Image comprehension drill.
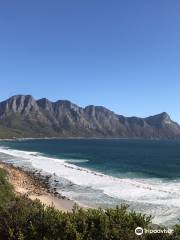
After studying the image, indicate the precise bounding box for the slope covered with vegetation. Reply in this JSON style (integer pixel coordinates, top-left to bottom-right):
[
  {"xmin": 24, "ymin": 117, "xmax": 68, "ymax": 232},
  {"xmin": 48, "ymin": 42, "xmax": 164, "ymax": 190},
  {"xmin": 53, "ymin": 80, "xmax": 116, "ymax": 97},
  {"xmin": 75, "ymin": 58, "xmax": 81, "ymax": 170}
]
[{"xmin": 0, "ymin": 168, "xmax": 179, "ymax": 240}]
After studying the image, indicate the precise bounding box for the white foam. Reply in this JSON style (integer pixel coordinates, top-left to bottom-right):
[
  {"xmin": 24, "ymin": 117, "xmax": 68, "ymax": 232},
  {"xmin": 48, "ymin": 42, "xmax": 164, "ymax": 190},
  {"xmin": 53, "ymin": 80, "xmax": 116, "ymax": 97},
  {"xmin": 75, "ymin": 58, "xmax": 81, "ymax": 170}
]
[{"xmin": 0, "ymin": 146, "xmax": 180, "ymax": 225}]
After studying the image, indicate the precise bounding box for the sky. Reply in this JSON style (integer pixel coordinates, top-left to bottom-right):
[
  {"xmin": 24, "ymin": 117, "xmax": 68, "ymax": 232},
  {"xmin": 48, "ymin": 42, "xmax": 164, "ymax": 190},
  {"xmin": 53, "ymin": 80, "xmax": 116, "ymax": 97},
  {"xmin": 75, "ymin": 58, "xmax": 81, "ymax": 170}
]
[{"xmin": 0, "ymin": 1, "xmax": 179, "ymax": 122}]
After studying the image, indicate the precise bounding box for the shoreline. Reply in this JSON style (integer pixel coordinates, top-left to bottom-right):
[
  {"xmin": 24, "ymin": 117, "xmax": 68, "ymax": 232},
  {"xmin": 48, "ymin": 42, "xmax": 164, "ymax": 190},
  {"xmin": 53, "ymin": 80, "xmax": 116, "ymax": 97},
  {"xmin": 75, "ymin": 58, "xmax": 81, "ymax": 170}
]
[
  {"xmin": 0, "ymin": 161, "xmax": 74, "ymax": 212},
  {"xmin": 0, "ymin": 136, "xmax": 169, "ymax": 141},
  {"xmin": 0, "ymin": 142, "xmax": 179, "ymax": 226}
]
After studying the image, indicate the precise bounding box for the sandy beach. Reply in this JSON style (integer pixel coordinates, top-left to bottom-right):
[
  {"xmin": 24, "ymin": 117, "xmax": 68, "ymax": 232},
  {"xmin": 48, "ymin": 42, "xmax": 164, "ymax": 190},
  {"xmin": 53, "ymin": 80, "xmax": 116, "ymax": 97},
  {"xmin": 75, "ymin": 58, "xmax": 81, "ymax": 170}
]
[{"xmin": 0, "ymin": 162, "xmax": 74, "ymax": 212}]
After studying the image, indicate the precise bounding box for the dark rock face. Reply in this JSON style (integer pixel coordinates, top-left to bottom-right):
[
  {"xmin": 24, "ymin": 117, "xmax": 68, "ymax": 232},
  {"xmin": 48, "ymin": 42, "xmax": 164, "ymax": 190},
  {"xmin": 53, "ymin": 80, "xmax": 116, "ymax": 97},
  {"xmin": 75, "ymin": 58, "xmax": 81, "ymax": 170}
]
[{"xmin": 0, "ymin": 95, "xmax": 179, "ymax": 139}]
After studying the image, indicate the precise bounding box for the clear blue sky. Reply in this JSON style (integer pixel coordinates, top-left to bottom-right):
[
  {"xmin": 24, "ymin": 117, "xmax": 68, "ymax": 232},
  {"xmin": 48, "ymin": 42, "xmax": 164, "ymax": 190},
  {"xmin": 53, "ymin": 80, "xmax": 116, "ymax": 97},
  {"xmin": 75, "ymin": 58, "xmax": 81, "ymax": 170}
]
[{"xmin": 0, "ymin": 1, "xmax": 179, "ymax": 122}]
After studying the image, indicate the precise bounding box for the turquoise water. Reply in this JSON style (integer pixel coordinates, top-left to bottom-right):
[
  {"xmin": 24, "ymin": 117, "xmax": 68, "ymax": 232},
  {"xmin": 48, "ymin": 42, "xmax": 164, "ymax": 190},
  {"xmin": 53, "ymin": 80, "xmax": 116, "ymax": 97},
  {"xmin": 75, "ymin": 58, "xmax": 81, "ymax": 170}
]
[
  {"xmin": 0, "ymin": 139, "xmax": 180, "ymax": 225},
  {"xmin": 1, "ymin": 139, "xmax": 180, "ymax": 178}
]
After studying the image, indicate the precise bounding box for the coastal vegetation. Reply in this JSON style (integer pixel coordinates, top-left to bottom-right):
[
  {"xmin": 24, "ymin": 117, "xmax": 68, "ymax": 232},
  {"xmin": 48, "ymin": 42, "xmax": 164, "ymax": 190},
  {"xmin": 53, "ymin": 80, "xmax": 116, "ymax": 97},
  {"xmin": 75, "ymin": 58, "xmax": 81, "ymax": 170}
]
[{"xmin": 0, "ymin": 168, "xmax": 179, "ymax": 240}]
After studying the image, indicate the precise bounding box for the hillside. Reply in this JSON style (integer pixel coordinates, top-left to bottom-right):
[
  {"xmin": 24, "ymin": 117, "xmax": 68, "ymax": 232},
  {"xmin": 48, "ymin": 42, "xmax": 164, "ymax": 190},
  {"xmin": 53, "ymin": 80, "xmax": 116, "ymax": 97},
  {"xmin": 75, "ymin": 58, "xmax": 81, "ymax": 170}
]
[{"xmin": 0, "ymin": 95, "xmax": 179, "ymax": 139}]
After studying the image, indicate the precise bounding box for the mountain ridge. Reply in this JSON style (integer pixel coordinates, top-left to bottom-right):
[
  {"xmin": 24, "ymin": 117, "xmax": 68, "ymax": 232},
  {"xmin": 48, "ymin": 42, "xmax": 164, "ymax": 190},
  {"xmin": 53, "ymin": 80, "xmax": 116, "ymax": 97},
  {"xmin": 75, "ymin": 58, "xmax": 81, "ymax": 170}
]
[{"xmin": 0, "ymin": 95, "xmax": 179, "ymax": 139}]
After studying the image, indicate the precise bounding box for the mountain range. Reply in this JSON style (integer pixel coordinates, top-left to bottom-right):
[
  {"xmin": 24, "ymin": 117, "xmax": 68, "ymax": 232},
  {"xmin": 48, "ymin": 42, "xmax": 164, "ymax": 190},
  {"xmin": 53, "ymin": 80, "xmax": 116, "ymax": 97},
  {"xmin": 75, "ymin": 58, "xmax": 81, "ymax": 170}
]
[{"xmin": 0, "ymin": 95, "xmax": 179, "ymax": 139}]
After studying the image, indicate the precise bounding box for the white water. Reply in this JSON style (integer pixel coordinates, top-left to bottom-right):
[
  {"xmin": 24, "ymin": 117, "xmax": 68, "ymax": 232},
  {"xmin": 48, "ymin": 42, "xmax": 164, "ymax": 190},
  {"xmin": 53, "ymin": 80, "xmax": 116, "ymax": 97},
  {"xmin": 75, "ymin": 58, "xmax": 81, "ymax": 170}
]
[{"xmin": 0, "ymin": 146, "xmax": 180, "ymax": 225}]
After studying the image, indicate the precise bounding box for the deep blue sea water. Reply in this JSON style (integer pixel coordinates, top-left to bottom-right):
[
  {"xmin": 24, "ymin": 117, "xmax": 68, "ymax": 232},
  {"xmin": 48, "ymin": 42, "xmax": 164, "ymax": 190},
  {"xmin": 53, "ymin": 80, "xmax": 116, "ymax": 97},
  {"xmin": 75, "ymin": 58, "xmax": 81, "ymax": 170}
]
[{"xmin": 0, "ymin": 139, "xmax": 180, "ymax": 225}]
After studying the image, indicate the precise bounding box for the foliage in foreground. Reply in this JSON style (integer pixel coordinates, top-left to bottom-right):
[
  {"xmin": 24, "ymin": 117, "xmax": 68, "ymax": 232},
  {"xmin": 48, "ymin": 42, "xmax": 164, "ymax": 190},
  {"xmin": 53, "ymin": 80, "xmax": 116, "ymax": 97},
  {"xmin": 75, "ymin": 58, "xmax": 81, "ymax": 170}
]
[{"xmin": 0, "ymin": 168, "xmax": 179, "ymax": 240}]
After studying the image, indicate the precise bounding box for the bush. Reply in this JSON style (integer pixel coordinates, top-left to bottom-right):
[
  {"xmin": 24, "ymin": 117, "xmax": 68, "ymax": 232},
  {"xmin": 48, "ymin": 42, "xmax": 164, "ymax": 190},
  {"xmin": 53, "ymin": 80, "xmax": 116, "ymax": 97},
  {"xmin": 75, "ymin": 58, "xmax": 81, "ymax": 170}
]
[
  {"xmin": 0, "ymin": 168, "xmax": 179, "ymax": 240},
  {"xmin": 0, "ymin": 168, "xmax": 15, "ymax": 206}
]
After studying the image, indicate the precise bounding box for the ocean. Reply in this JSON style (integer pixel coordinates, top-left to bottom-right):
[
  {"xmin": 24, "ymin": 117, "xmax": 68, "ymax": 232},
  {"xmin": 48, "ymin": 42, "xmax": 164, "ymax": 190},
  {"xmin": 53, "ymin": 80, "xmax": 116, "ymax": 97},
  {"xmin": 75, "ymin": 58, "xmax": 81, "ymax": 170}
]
[{"xmin": 0, "ymin": 138, "xmax": 180, "ymax": 226}]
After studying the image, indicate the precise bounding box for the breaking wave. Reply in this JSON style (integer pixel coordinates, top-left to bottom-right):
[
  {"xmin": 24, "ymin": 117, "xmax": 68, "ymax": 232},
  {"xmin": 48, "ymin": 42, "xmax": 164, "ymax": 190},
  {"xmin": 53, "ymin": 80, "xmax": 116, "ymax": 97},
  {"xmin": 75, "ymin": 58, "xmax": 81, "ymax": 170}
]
[{"xmin": 0, "ymin": 146, "xmax": 180, "ymax": 225}]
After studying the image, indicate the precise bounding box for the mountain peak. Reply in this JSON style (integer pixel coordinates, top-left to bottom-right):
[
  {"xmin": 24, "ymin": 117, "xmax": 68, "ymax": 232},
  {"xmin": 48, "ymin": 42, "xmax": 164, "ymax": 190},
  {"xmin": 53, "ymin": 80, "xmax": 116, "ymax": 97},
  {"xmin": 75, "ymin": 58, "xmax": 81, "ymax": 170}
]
[
  {"xmin": 154, "ymin": 112, "xmax": 172, "ymax": 122},
  {"xmin": 145, "ymin": 112, "xmax": 173, "ymax": 128},
  {"xmin": 37, "ymin": 98, "xmax": 52, "ymax": 105},
  {"xmin": 0, "ymin": 95, "xmax": 179, "ymax": 139},
  {"xmin": 8, "ymin": 94, "xmax": 34, "ymax": 100},
  {"xmin": 159, "ymin": 112, "xmax": 170, "ymax": 118},
  {"xmin": 1, "ymin": 94, "xmax": 38, "ymax": 114},
  {"xmin": 38, "ymin": 97, "xmax": 50, "ymax": 102},
  {"xmin": 159, "ymin": 112, "xmax": 173, "ymax": 125}
]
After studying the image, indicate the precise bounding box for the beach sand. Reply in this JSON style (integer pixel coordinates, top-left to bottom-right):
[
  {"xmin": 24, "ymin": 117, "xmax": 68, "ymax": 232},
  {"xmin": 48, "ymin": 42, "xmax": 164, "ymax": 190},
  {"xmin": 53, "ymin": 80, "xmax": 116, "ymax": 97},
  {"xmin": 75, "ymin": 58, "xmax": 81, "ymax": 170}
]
[{"xmin": 0, "ymin": 162, "xmax": 74, "ymax": 212}]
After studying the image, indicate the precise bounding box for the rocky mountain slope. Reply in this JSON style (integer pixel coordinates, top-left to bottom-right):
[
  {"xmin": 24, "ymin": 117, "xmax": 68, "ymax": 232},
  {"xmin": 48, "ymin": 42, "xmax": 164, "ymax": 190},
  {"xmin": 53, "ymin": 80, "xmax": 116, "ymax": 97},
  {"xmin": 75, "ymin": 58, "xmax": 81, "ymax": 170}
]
[{"xmin": 0, "ymin": 95, "xmax": 179, "ymax": 139}]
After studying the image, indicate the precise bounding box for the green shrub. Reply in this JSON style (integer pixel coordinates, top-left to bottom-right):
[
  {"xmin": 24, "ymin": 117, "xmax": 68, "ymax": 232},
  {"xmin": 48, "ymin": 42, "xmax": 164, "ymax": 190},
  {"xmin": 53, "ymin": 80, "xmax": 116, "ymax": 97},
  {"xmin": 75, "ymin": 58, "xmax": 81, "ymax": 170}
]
[
  {"xmin": 0, "ymin": 168, "xmax": 15, "ymax": 206},
  {"xmin": 0, "ymin": 168, "xmax": 179, "ymax": 240}
]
